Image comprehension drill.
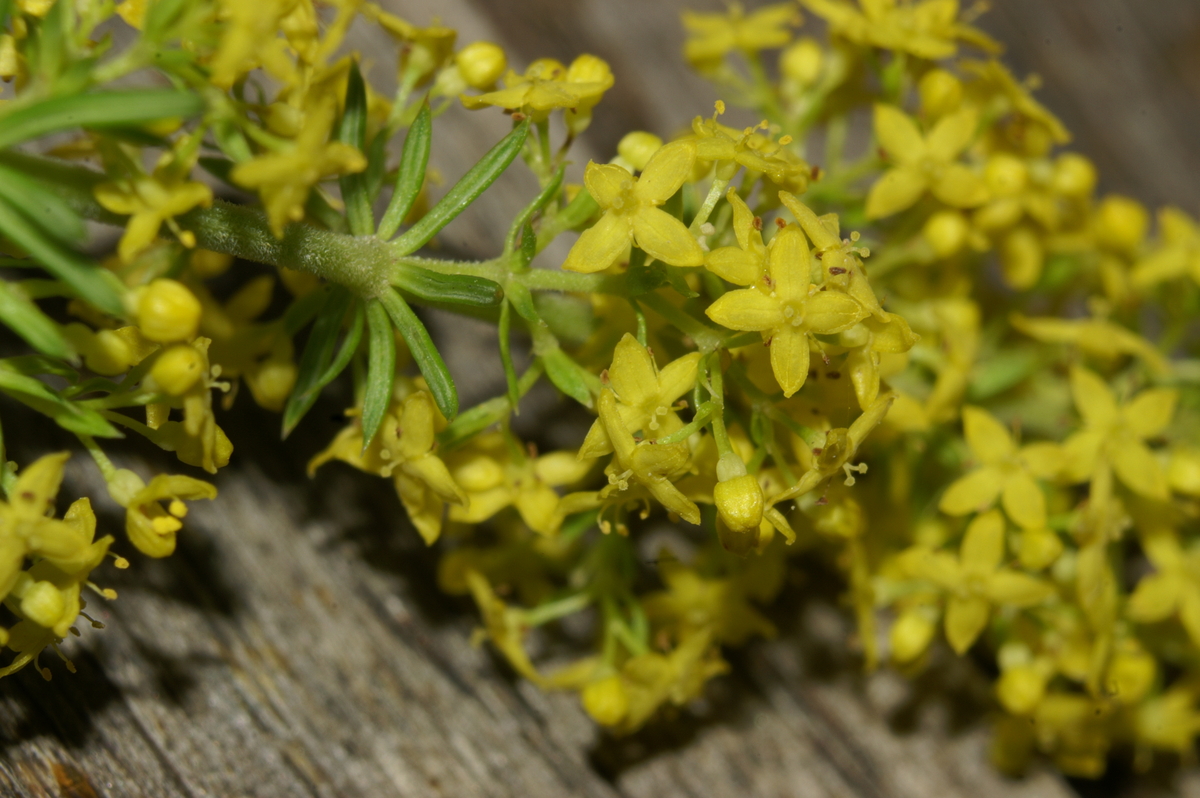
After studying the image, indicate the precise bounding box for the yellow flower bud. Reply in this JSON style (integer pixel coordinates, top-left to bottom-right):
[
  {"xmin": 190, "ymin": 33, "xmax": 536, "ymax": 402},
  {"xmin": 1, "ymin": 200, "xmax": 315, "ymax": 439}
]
[
  {"xmin": 150, "ymin": 344, "xmax": 205, "ymax": 395},
  {"xmin": 1051, "ymin": 153, "xmax": 1097, "ymax": 198},
  {"xmin": 190, "ymin": 248, "xmax": 233, "ymax": 279},
  {"xmin": 780, "ymin": 38, "xmax": 822, "ymax": 88},
  {"xmin": 890, "ymin": 607, "xmax": 935, "ymax": 663},
  {"xmin": 455, "ymin": 41, "xmax": 506, "ymax": 89},
  {"xmin": 1017, "ymin": 528, "xmax": 1063, "ymax": 571},
  {"xmin": 1108, "ymin": 647, "xmax": 1155, "ymax": 704},
  {"xmin": 984, "ymin": 153, "xmax": 1029, "ymax": 197},
  {"xmin": 617, "ymin": 132, "xmax": 664, "ymax": 172},
  {"xmin": 996, "ymin": 665, "xmax": 1046, "ymax": 716},
  {"xmin": 918, "ymin": 69, "xmax": 963, "ymax": 119},
  {"xmin": 922, "ymin": 209, "xmax": 968, "ymax": 257},
  {"xmin": 715, "ymin": 475, "xmax": 765, "ymax": 554},
  {"xmin": 1095, "ymin": 194, "xmax": 1148, "ymax": 252},
  {"xmin": 582, "ymin": 675, "xmax": 629, "ymax": 726},
  {"xmin": 19, "ymin": 580, "xmax": 66, "ymax": 630},
  {"xmin": 246, "ymin": 358, "xmax": 298, "ymax": 412},
  {"xmin": 86, "ymin": 329, "xmax": 137, "ymax": 376},
  {"xmin": 1168, "ymin": 446, "xmax": 1200, "ymax": 496},
  {"xmin": 135, "ymin": 279, "xmax": 201, "ymax": 343}
]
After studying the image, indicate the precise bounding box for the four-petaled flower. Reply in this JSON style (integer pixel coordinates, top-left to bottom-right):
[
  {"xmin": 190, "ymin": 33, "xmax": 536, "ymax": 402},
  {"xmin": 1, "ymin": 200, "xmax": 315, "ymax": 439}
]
[
  {"xmin": 681, "ymin": 2, "xmax": 799, "ymax": 68},
  {"xmin": 460, "ymin": 55, "xmax": 613, "ymax": 129},
  {"xmin": 800, "ymin": 0, "xmax": 999, "ymax": 60},
  {"xmin": 1128, "ymin": 530, "xmax": 1200, "ymax": 647},
  {"xmin": 705, "ymin": 224, "xmax": 868, "ymax": 397},
  {"xmin": 562, "ymin": 141, "xmax": 704, "ymax": 274},
  {"xmin": 94, "ymin": 161, "xmax": 213, "ymax": 263},
  {"xmin": 1132, "ymin": 207, "xmax": 1200, "ymax": 289}
]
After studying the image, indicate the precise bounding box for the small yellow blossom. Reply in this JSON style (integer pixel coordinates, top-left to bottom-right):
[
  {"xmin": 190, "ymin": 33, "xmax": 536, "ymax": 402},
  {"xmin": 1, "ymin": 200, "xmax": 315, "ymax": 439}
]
[
  {"xmin": 460, "ymin": 55, "xmax": 613, "ymax": 128},
  {"xmin": 363, "ymin": 4, "xmax": 457, "ymax": 85},
  {"xmin": 899, "ymin": 510, "xmax": 1054, "ymax": 654},
  {"xmin": 681, "ymin": 3, "xmax": 799, "ymax": 68},
  {"xmin": 704, "ymin": 188, "xmax": 767, "ymax": 286},
  {"xmin": 705, "ymin": 224, "xmax": 868, "ymax": 397},
  {"xmin": 455, "ymin": 42, "xmax": 507, "ymax": 90},
  {"xmin": 689, "ymin": 113, "xmax": 810, "ymax": 194},
  {"xmin": 1131, "ymin": 206, "xmax": 1200, "ymax": 289},
  {"xmin": 464, "ymin": 569, "xmax": 545, "ymax": 685},
  {"xmin": 866, "ymin": 104, "xmax": 986, "ymax": 219},
  {"xmin": 579, "ymin": 333, "xmax": 700, "ymax": 458},
  {"xmin": 800, "ymin": 0, "xmax": 999, "ymax": 60},
  {"xmin": 107, "ymin": 469, "xmax": 217, "ymax": 558},
  {"xmin": 939, "ymin": 406, "xmax": 1062, "ymax": 530},
  {"xmin": 1011, "ymin": 313, "xmax": 1170, "ymax": 375},
  {"xmin": 1127, "ymin": 530, "xmax": 1200, "ymax": 646},
  {"xmin": 94, "ymin": 160, "xmax": 212, "ymax": 264},
  {"xmin": 562, "ymin": 141, "xmax": 703, "ymax": 273},
  {"xmin": 643, "ymin": 561, "xmax": 776, "ymax": 647}
]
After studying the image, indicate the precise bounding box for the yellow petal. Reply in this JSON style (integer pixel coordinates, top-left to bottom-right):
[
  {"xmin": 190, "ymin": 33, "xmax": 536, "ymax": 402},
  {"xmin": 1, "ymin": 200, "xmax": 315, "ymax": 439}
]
[
  {"xmin": 865, "ymin": 167, "xmax": 927, "ymax": 219},
  {"xmin": 609, "ymin": 333, "xmax": 658, "ymax": 407},
  {"xmin": 635, "ymin": 140, "xmax": 697, "ymax": 204},
  {"xmin": 939, "ymin": 466, "xmax": 1004, "ymax": 516},
  {"xmin": 769, "ymin": 327, "xmax": 811, "ymax": 398},
  {"xmin": 584, "ymin": 162, "xmax": 632, "ymax": 208},
  {"xmin": 562, "ymin": 211, "xmax": 633, "ymax": 273},
  {"xmin": 1121, "ymin": 388, "xmax": 1178, "ymax": 440},
  {"xmin": 926, "ymin": 107, "xmax": 978, "ymax": 161},
  {"xmin": 11, "ymin": 452, "xmax": 69, "ymax": 522},
  {"xmin": 898, "ymin": 547, "xmax": 961, "ymax": 590},
  {"xmin": 656, "ymin": 352, "xmax": 702, "ymax": 405},
  {"xmin": 1127, "ymin": 572, "xmax": 1179, "ymax": 623},
  {"xmin": 1001, "ymin": 470, "xmax": 1046, "ymax": 530},
  {"xmin": 804, "ymin": 291, "xmax": 866, "ymax": 334},
  {"xmin": 960, "ymin": 509, "xmax": 1005, "ymax": 574},
  {"xmin": 1179, "ymin": 590, "xmax": 1200, "ymax": 648},
  {"xmin": 945, "ymin": 594, "xmax": 989, "ymax": 654},
  {"xmin": 873, "ymin": 104, "xmax": 925, "ymax": 163},
  {"xmin": 932, "ymin": 163, "xmax": 988, "ymax": 208},
  {"xmin": 1070, "ymin": 366, "xmax": 1118, "ymax": 427},
  {"xmin": 1019, "ymin": 442, "xmax": 1064, "ymax": 479},
  {"xmin": 706, "ymin": 246, "xmax": 763, "ymax": 285},
  {"xmin": 962, "ymin": 405, "xmax": 1015, "ymax": 463},
  {"xmin": 1061, "ymin": 429, "xmax": 1104, "ymax": 483},
  {"xmin": 766, "ymin": 226, "xmax": 811, "ymax": 300},
  {"xmin": 632, "ymin": 207, "xmax": 703, "ymax": 267},
  {"xmin": 1017, "ymin": 528, "xmax": 1063, "ymax": 571},
  {"xmin": 727, "ymin": 189, "xmax": 760, "ymax": 252},
  {"xmin": 1111, "ymin": 439, "xmax": 1169, "ymax": 500},
  {"xmin": 398, "ymin": 392, "xmax": 437, "ymax": 458},
  {"xmin": 705, "ymin": 288, "xmax": 782, "ymax": 331},
  {"xmin": 987, "ymin": 571, "xmax": 1053, "ymax": 607}
]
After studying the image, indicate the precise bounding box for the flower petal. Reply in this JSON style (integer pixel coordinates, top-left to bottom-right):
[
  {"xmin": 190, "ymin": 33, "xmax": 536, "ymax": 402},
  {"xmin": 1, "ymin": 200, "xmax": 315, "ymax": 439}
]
[
  {"xmin": 706, "ymin": 246, "xmax": 763, "ymax": 285},
  {"xmin": 1112, "ymin": 439, "xmax": 1169, "ymax": 500},
  {"xmin": 1001, "ymin": 470, "xmax": 1046, "ymax": 530},
  {"xmin": 1070, "ymin": 366, "xmax": 1118, "ymax": 427},
  {"xmin": 657, "ymin": 352, "xmax": 702, "ymax": 405},
  {"xmin": 1121, "ymin": 388, "xmax": 1178, "ymax": 440},
  {"xmin": 635, "ymin": 140, "xmax": 697, "ymax": 204},
  {"xmin": 585, "ymin": 162, "xmax": 633, "ymax": 208},
  {"xmin": 938, "ymin": 466, "xmax": 1003, "ymax": 516},
  {"xmin": 769, "ymin": 327, "xmax": 811, "ymax": 398},
  {"xmin": 632, "ymin": 208, "xmax": 704, "ymax": 267},
  {"xmin": 767, "ymin": 226, "xmax": 811, "ymax": 300},
  {"xmin": 804, "ymin": 291, "xmax": 866, "ymax": 334},
  {"xmin": 1127, "ymin": 572, "xmax": 1179, "ymax": 623},
  {"xmin": 706, "ymin": 288, "xmax": 783, "ymax": 331},
  {"xmin": 945, "ymin": 594, "xmax": 989, "ymax": 654},
  {"xmin": 609, "ymin": 333, "xmax": 658, "ymax": 407},
  {"xmin": 987, "ymin": 570, "xmax": 1053, "ymax": 607},
  {"xmin": 932, "ymin": 163, "xmax": 988, "ymax": 208},
  {"xmin": 961, "ymin": 509, "xmax": 1005, "ymax": 574},
  {"xmin": 865, "ymin": 167, "xmax": 927, "ymax": 219},
  {"xmin": 874, "ymin": 104, "xmax": 925, "ymax": 163},
  {"xmin": 562, "ymin": 211, "xmax": 633, "ymax": 273},
  {"xmin": 926, "ymin": 107, "xmax": 978, "ymax": 160},
  {"xmin": 962, "ymin": 405, "xmax": 1015, "ymax": 463}
]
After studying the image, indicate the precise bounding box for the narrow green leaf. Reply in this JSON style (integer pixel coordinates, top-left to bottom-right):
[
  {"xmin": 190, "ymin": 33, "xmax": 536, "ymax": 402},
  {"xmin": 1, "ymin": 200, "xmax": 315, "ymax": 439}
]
[
  {"xmin": 504, "ymin": 165, "xmax": 565, "ymax": 255},
  {"xmin": 0, "ymin": 90, "xmax": 204, "ymax": 150},
  {"xmin": 377, "ymin": 102, "xmax": 431, "ymax": 240},
  {"xmin": 436, "ymin": 363, "xmax": 542, "ymax": 451},
  {"xmin": 378, "ymin": 288, "xmax": 457, "ymax": 419},
  {"xmin": 504, "ymin": 279, "xmax": 539, "ymax": 322},
  {"xmin": 626, "ymin": 247, "xmax": 666, "ymax": 296},
  {"xmin": 282, "ymin": 285, "xmax": 328, "ymax": 336},
  {"xmin": 0, "ymin": 162, "xmax": 85, "ymax": 245},
  {"xmin": 517, "ymin": 221, "xmax": 537, "ymax": 269},
  {"xmin": 0, "ymin": 196, "xmax": 123, "ymax": 315},
  {"xmin": 498, "ymin": 300, "xmax": 520, "ymax": 411},
  {"xmin": 337, "ymin": 61, "xmax": 373, "ymax": 236},
  {"xmin": 282, "ymin": 286, "xmax": 354, "ymax": 437},
  {"xmin": 143, "ymin": 0, "xmax": 192, "ymax": 39},
  {"xmin": 664, "ymin": 265, "xmax": 699, "ymax": 298},
  {"xmin": 1, "ymin": 354, "xmax": 77, "ymax": 381},
  {"xmin": 317, "ymin": 301, "xmax": 364, "ymax": 388},
  {"xmin": 392, "ymin": 265, "xmax": 503, "ymax": 308},
  {"xmin": 362, "ymin": 299, "xmax": 396, "ymax": 448},
  {"xmin": 0, "ymin": 367, "xmax": 121, "ymax": 438},
  {"xmin": 392, "ymin": 118, "xmax": 530, "ymax": 255},
  {"xmin": 542, "ymin": 348, "xmax": 593, "ymax": 407},
  {"xmin": 364, "ymin": 128, "xmax": 390, "ymax": 206},
  {"xmin": 0, "ymin": 280, "xmax": 75, "ymax": 360}
]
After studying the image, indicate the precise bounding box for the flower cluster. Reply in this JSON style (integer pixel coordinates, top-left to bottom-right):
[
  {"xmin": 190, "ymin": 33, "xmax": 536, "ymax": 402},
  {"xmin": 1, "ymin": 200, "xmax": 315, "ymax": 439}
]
[{"xmin": 1, "ymin": 0, "xmax": 1198, "ymax": 783}]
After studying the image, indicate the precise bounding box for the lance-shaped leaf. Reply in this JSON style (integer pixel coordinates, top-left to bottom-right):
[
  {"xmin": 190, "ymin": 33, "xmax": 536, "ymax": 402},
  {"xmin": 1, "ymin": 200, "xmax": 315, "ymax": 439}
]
[
  {"xmin": 542, "ymin": 348, "xmax": 594, "ymax": 407},
  {"xmin": 0, "ymin": 196, "xmax": 123, "ymax": 315},
  {"xmin": 392, "ymin": 119, "xmax": 530, "ymax": 255},
  {"xmin": 0, "ymin": 365, "xmax": 120, "ymax": 437},
  {"xmin": 362, "ymin": 299, "xmax": 396, "ymax": 449},
  {"xmin": 377, "ymin": 102, "xmax": 431, "ymax": 240},
  {"xmin": 0, "ymin": 90, "xmax": 204, "ymax": 150},
  {"xmin": 391, "ymin": 265, "xmax": 503, "ymax": 308},
  {"xmin": 0, "ymin": 280, "xmax": 75, "ymax": 360},
  {"xmin": 504, "ymin": 165, "xmax": 565, "ymax": 258},
  {"xmin": 378, "ymin": 287, "xmax": 457, "ymax": 420},
  {"xmin": 336, "ymin": 62, "xmax": 374, "ymax": 236},
  {"xmin": 498, "ymin": 300, "xmax": 520, "ymax": 410},
  {"xmin": 0, "ymin": 161, "xmax": 85, "ymax": 245},
  {"xmin": 282, "ymin": 286, "xmax": 357, "ymax": 437}
]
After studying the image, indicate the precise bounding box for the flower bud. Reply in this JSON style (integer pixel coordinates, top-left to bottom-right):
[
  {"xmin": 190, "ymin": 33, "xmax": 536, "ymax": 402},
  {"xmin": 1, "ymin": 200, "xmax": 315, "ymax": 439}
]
[
  {"xmin": 984, "ymin": 153, "xmax": 1029, "ymax": 197},
  {"xmin": 19, "ymin": 580, "xmax": 66, "ymax": 630},
  {"xmin": 582, "ymin": 675, "xmax": 629, "ymax": 726},
  {"xmin": 1108, "ymin": 647, "xmax": 1155, "ymax": 704},
  {"xmin": 1017, "ymin": 527, "xmax": 1063, "ymax": 570},
  {"xmin": 715, "ymin": 475, "xmax": 764, "ymax": 535},
  {"xmin": 781, "ymin": 38, "xmax": 822, "ymax": 88},
  {"xmin": 246, "ymin": 358, "xmax": 297, "ymax": 412},
  {"xmin": 890, "ymin": 607, "xmax": 935, "ymax": 663},
  {"xmin": 918, "ymin": 69, "xmax": 963, "ymax": 118},
  {"xmin": 996, "ymin": 665, "xmax": 1046, "ymax": 715},
  {"xmin": 1095, "ymin": 194, "xmax": 1148, "ymax": 253},
  {"xmin": 617, "ymin": 132, "xmax": 664, "ymax": 172},
  {"xmin": 134, "ymin": 278, "xmax": 201, "ymax": 343},
  {"xmin": 150, "ymin": 344, "xmax": 206, "ymax": 395},
  {"xmin": 1051, "ymin": 153, "xmax": 1097, "ymax": 198},
  {"xmin": 1000, "ymin": 226, "xmax": 1043, "ymax": 290},
  {"xmin": 85, "ymin": 329, "xmax": 137, "ymax": 376},
  {"xmin": 455, "ymin": 41, "xmax": 506, "ymax": 89},
  {"xmin": 923, "ymin": 210, "xmax": 968, "ymax": 258}
]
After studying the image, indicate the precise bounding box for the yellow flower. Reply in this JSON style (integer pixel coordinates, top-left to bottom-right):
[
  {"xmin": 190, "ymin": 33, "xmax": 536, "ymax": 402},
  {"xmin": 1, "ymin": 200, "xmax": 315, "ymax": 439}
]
[
  {"xmin": 464, "ymin": 569, "xmax": 545, "ymax": 686},
  {"xmin": 460, "ymin": 55, "xmax": 613, "ymax": 125},
  {"xmin": 562, "ymin": 141, "xmax": 703, "ymax": 273},
  {"xmin": 899, "ymin": 510, "xmax": 1054, "ymax": 654},
  {"xmin": 1131, "ymin": 207, "xmax": 1200, "ymax": 289},
  {"xmin": 1127, "ymin": 530, "xmax": 1200, "ymax": 646},
  {"xmin": 455, "ymin": 42, "xmax": 507, "ymax": 90},
  {"xmin": 231, "ymin": 94, "xmax": 367, "ymax": 236},
  {"xmin": 642, "ymin": 561, "xmax": 776, "ymax": 646},
  {"xmin": 866, "ymin": 103, "xmax": 987, "ymax": 219},
  {"xmin": 689, "ymin": 113, "xmax": 810, "ymax": 194},
  {"xmin": 939, "ymin": 406, "xmax": 1063, "ymax": 530},
  {"xmin": 1011, "ymin": 313, "xmax": 1170, "ymax": 376},
  {"xmin": 209, "ymin": 0, "xmax": 306, "ymax": 89},
  {"xmin": 961, "ymin": 59, "xmax": 1070, "ymax": 153},
  {"xmin": 681, "ymin": 2, "xmax": 799, "ymax": 68},
  {"xmin": 579, "ymin": 333, "xmax": 700, "ymax": 459},
  {"xmin": 142, "ymin": 338, "xmax": 233, "ymax": 474},
  {"xmin": 799, "ymin": 0, "xmax": 999, "ymax": 60},
  {"xmin": 107, "ymin": 469, "xmax": 217, "ymax": 558},
  {"xmin": 779, "ymin": 192, "xmax": 883, "ymax": 317},
  {"xmin": 363, "ymin": 4, "xmax": 457, "ymax": 86},
  {"xmin": 94, "ymin": 162, "xmax": 212, "ymax": 264},
  {"xmin": 309, "ymin": 391, "xmax": 467, "ymax": 545},
  {"xmin": 1061, "ymin": 366, "xmax": 1176, "ymax": 500},
  {"xmin": 1136, "ymin": 685, "xmax": 1200, "ymax": 756},
  {"xmin": 447, "ymin": 433, "xmax": 591, "ymax": 536},
  {"xmin": 842, "ymin": 312, "xmax": 919, "ymax": 409},
  {"xmin": 704, "ymin": 188, "xmax": 767, "ymax": 286},
  {"xmin": 597, "ymin": 388, "xmax": 700, "ymax": 525},
  {"xmin": 705, "ymin": 224, "xmax": 868, "ymax": 397}
]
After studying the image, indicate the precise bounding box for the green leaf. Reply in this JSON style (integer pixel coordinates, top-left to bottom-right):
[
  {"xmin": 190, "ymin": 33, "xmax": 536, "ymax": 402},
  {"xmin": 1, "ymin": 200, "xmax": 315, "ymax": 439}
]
[
  {"xmin": 542, "ymin": 348, "xmax": 593, "ymax": 407},
  {"xmin": 364, "ymin": 128, "xmax": 390, "ymax": 206},
  {"xmin": 0, "ymin": 366, "xmax": 121, "ymax": 438},
  {"xmin": 392, "ymin": 118, "xmax": 530, "ymax": 255},
  {"xmin": 392, "ymin": 265, "xmax": 503, "ymax": 308},
  {"xmin": 0, "ymin": 162, "xmax": 85, "ymax": 245},
  {"xmin": 498, "ymin": 300, "xmax": 520, "ymax": 411},
  {"xmin": 0, "ymin": 354, "xmax": 77, "ymax": 381},
  {"xmin": 282, "ymin": 285, "xmax": 328, "ymax": 336},
  {"xmin": 505, "ymin": 279, "xmax": 539, "ymax": 322},
  {"xmin": 362, "ymin": 299, "xmax": 396, "ymax": 448},
  {"xmin": 282, "ymin": 286, "xmax": 355, "ymax": 437},
  {"xmin": 318, "ymin": 301, "xmax": 365, "ymax": 388},
  {"xmin": 336, "ymin": 61, "xmax": 373, "ymax": 236},
  {"xmin": 377, "ymin": 102, "xmax": 431, "ymax": 240},
  {"xmin": 0, "ymin": 280, "xmax": 75, "ymax": 360},
  {"xmin": 505, "ymin": 164, "xmax": 565, "ymax": 256},
  {"xmin": 0, "ymin": 196, "xmax": 124, "ymax": 315},
  {"xmin": 0, "ymin": 90, "xmax": 204, "ymax": 150},
  {"xmin": 436, "ymin": 362, "xmax": 542, "ymax": 451},
  {"xmin": 378, "ymin": 288, "xmax": 457, "ymax": 420},
  {"xmin": 664, "ymin": 265, "xmax": 699, "ymax": 298},
  {"xmin": 517, "ymin": 221, "xmax": 537, "ymax": 269}
]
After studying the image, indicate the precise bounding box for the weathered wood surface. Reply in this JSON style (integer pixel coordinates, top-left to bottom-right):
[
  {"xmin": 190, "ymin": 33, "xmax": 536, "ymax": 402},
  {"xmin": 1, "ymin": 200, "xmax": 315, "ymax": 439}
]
[{"xmin": 2, "ymin": 1, "xmax": 1200, "ymax": 796}]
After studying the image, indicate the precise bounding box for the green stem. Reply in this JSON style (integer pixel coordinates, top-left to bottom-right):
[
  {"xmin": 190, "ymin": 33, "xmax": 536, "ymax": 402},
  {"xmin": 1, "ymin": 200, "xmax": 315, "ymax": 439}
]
[
  {"xmin": 638, "ymin": 292, "xmax": 722, "ymax": 351},
  {"xmin": 523, "ymin": 592, "xmax": 593, "ymax": 627},
  {"xmin": 77, "ymin": 433, "xmax": 118, "ymax": 481},
  {"xmin": 655, "ymin": 401, "xmax": 717, "ymax": 445},
  {"xmin": 689, "ymin": 177, "xmax": 730, "ymax": 234}
]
